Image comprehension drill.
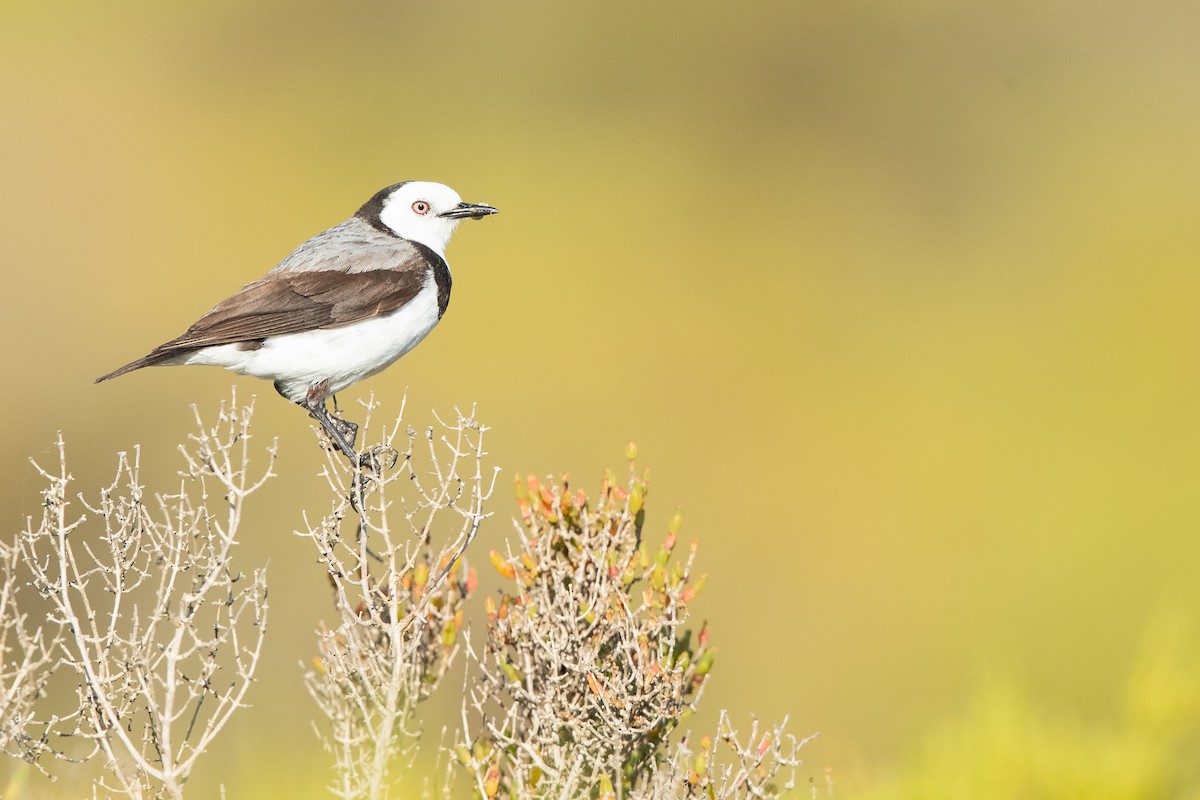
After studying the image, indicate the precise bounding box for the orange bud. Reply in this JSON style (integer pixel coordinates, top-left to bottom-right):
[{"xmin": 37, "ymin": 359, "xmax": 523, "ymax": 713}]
[
  {"xmin": 489, "ymin": 550, "xmax": 515, "ymax": 579},
  {"xmin": 466, "ymin": 567, "xmax": 478, "ymax": 594}
]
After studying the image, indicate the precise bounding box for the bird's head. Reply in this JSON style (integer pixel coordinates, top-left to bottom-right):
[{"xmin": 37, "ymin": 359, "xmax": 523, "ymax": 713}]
[{"xmin": 359, "ymin": 181, "xmax": 498, "ymax": 256}]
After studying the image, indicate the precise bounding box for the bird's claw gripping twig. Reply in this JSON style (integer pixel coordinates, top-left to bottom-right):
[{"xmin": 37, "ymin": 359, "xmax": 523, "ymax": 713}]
[
  {"xmin": 303, "ymin": 393, "xmax": 400, "ymax": 514},
  {"xmin": 307, "ymin": 403, "xmax": 359, "ymax": 460}
]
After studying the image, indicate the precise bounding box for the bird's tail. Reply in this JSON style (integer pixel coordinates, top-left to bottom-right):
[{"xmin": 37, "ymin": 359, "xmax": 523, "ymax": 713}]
[{"xmin": 95, "ymin": 350, "xmax": 176, "ymax": 383}]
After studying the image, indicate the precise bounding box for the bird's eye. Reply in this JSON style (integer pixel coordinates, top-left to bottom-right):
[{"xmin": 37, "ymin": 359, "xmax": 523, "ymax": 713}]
[{"xmin": 412, "ymin": 201, "xmax": 431, "ymax": 215}]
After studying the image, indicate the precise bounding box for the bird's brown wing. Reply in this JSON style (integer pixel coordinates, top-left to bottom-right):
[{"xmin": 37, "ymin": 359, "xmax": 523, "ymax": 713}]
[
  {"xmin": 96, "ymin": 267, "xmax": 428, "ymax": 382},
  {"xmin": 163, "ymin": 268, "xmax": 428, "ymax": 349}
]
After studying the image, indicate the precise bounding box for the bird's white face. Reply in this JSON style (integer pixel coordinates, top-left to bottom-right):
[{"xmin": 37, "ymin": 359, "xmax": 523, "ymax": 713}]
[{"xmin": 377, "ymin": 181, "xmax": 469, "ymax": 257}]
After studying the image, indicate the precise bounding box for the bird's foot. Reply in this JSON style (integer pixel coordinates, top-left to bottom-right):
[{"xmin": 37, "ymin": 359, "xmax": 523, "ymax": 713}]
[
  {"xmin": 303, "ymin": 390, "xmax": 400, "ymax": 509},
  {"xmin": 329, "ymin": 415, "xmax": 360, "ymax": 453},
  {"xmin": 305, "ymin": 394, "xmax": 364, "ymax": 463},
  {"xmin": 309, "ymin": 410, "xmax": 371, "ymax": 509},
  {"xmin": 309, "ymin": 406, "xmax": 358, "ymax": 461},
  {"xmin": 356, "ymin": 446, "xmax": 398, "ymax": 474}
]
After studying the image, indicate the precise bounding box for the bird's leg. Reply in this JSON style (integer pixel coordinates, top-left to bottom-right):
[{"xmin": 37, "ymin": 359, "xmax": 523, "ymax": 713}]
[
  {"xmin": 306, "ymin": 399, "xmax": 358, "ymax": 460},
  {"xmin": 302, "ymin": 384, "xmax": 381, "ymax": 514},
  {"xmin": 332, "ymin": 416, "xmax": 360, "ymax": 452},
  {"xmin": 278, "ymin": 380, "xmax": 353, "ymax": 458},
  {"xmin": 325, "ymin": 394, "xmax": 369, "ymax": 463},
  {"xmin": 305, "ymin": 397, "xmax": 376, "ymax": 511},
  {"xmin": 324, "ymin": 392, "xmax": 359, "ymax": 451}
]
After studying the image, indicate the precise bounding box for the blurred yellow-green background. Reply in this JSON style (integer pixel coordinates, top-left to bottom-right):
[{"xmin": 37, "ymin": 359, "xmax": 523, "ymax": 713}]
[{"xmin": 4, "ymin": 1, "xmax": 1200, "ymax": 796}]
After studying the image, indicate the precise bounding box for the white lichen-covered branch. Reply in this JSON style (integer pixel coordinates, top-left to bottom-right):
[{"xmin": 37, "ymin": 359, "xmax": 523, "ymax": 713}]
[
  {"xmin": 0, "ymin": 532, "xmax": 62, "ymax": 767},
  {"xmin": 301, "ymin": 397, "xmax": 498, "ymax": 800},
  {"xmin": 9, "ymin": 393, "xmax": 274, "ymax": 799}
]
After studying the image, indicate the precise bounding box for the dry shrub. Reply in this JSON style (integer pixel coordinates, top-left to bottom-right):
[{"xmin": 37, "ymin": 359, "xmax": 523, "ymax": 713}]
[
  {"xmin": 457, "ymin": 448, "xmax": 809, "ymax": 799},
  {"xmin": 300, "ymin": 398, "xmax": 498, "ymax": 799},
  {"xmin": 1, "ymin": 399, "xmax": 810, "ymax": 800},
  {"xmin": 10, "ymin": 393, "xmax": 273, "ymax": 798}
]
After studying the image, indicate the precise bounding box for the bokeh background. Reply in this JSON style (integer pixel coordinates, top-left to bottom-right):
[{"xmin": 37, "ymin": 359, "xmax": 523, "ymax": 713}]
[{"xmin": 3, "ymin": 1, "xmax": 1200, "ymax": 796}]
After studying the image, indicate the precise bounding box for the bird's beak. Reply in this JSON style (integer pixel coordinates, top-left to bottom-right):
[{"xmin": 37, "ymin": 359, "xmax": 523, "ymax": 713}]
[{"xmin": 440, "ymin": 201, "xmax": 499, "ymax": 220}]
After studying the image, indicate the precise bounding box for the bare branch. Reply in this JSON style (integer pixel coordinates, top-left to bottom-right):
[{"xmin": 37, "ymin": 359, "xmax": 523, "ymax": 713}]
[
  {"xmin": 301, "ymin": 397, "xmax": 498, "ymax": 800},
  {"xmin": 8, "ymin": 390, "xmax": 274, "ymax": 798},
  {"xmin": 0, "ymin": 532, "xmax": 63, "ymax": 769}
]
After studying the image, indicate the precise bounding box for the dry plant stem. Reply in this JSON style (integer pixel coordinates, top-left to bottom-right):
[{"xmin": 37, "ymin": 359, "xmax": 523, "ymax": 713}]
[
  {"xmin": 459, "ymin": 464, "xmax": 811, "ymax": 799},
  {"xmin": 630, "ymin": 712, "xmax": 811, "ymax": 800},
  {"xmin": 0, "ymin": 536, "xmax": 62, "ymax": 766},
  {"xmin": 461, "ymin": 467, "xmax": 711, "ymax": 798},
  {"xmin": 302, "ymin": 397, "xmax": 497, "ymax": 800},
  {"xmin": 15, "ymin": 393, "xmax": 274, "ymax": 799}
]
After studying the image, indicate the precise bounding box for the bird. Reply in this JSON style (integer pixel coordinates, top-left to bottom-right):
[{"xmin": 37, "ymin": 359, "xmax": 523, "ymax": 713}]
[{"xmin": 97, "ymin": 180, "xmax": 498, "ymax": 461}]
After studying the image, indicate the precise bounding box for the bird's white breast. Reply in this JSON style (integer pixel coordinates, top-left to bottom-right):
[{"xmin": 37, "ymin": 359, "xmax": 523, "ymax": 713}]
[{"xmin": 181, "ymin": 272, "xmax": 442, "ymax": 402}]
